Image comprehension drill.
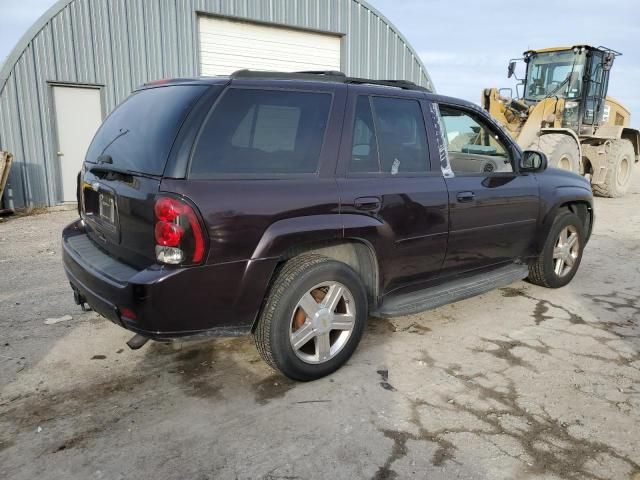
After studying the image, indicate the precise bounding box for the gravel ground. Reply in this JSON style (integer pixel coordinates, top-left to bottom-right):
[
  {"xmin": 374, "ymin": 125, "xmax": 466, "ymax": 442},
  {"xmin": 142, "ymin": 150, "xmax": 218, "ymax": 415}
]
[{"xmin": 1, "ymin": 172, "xmax": 639, "ymax": 480}]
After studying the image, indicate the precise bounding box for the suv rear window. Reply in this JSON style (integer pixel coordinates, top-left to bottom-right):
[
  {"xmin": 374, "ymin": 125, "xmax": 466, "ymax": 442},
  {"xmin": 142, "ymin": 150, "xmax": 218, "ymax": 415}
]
[
  {"xmin": 85, "ymin": 85, "xmax": 207, "ymax": 175},
  {"xmin": 349, "ymin": 96, "xmax": 429, "ymax": 175},
  {"xmin": 189, "ymin": 89, "xmax": 332, "ymax": 177}
]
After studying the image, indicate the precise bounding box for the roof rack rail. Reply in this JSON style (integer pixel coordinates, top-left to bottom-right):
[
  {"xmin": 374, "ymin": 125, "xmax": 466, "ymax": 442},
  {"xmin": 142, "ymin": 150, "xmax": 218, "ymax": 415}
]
[
  {"xmin": 296, "ymin": 70, "xmax": 346, "ymax": 77},
  {"xmin": 345, "ymin": 77, "xmax": 430, "ymax": 92},
  {"xmin": 230, "ymin": 69, "xmax": 346, "ymax": 81},
  {"xmin": 229, "ymin": 69, "xmax": 432, "ymax": 93}
]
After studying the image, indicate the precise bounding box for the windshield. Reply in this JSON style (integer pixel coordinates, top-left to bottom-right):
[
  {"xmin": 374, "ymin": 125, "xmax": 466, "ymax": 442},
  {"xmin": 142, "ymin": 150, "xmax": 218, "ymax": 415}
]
[
  {"xmin": 524, "ymin": 50, "xmax": 586, "ymax": 101},
  {"xmin": 86, "ymin": 85, "xmax": 208, "ymax": 175}
]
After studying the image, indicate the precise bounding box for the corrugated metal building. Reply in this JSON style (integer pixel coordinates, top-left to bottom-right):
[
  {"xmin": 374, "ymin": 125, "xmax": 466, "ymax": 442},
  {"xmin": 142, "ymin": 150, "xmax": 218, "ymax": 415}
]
[{"xmin": 0, "ymin": 0, "xmax": 433, "ymax": 208}]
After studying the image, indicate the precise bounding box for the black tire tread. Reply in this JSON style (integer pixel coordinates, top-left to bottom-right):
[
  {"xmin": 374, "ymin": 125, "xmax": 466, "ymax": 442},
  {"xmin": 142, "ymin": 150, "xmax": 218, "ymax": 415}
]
[
  {"xmin": 527, "ymin": 246, "xmax": 551, "ymax": 288},
  {"xmin": 537, "ymin": 134, "xmax": 580, "ymax": 172},
  {"xmin": 527, "ymin": 211, "xmax": 582, "ymax": 288},
  {"xmin": 253, "ymin": 254, "xmax": 329, "ymax": 371}
]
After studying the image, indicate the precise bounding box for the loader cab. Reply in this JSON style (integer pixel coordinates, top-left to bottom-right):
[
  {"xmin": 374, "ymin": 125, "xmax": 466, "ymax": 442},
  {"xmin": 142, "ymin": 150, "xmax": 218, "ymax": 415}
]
[{"xmin": 519, "ymin": 46, "xmax": 620, "ymax": 134}]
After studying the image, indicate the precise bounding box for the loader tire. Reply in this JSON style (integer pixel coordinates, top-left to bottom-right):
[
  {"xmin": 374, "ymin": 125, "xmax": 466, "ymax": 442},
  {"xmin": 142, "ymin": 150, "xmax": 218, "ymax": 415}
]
[
  {"xmin": 536, "ymin": 134, "xmax": 581, "ymax": 173},
  {"xmin": 592, "ymin": 139, "xmax": 635, "ymax": 198}
]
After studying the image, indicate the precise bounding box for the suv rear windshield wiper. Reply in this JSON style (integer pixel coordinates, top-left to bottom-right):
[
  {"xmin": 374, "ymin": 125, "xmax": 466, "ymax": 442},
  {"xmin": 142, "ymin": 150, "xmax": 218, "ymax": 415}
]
[{"xmin": 88, "ymin": 163, "xmax": 160, "ymax": 179}]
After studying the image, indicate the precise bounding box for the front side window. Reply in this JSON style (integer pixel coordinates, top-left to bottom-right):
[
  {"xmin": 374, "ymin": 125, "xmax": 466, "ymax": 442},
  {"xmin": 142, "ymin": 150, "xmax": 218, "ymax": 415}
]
[
  {"xmin": 348, "ymin": 95, "xmax": 429, "ymax": 175},
  {"xmin": 439, "ymin": 106, "xmax": 513, "ymax": 175},
  {"xmin": 190, "ymin": 89, "xmax": 332, "ymax": 177}
]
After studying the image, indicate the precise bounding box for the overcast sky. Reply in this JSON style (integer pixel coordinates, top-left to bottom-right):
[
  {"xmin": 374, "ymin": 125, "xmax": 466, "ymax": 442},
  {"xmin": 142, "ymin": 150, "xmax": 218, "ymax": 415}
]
[{"xmin": 1, "ymin": 0, "xmax": 638, "ymax": 127}]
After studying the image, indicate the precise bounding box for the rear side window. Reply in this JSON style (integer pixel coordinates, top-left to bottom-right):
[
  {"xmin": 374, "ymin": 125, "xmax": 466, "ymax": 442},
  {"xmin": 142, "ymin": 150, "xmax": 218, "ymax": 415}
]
[
  {"xmin": 349, "ymin": 96, "xmax": 429, "ymax": 175},
  {"xmin": 86, "ymin": 85, "xmax": 207, "ymax": 175},
  {"xmin": 190, "ymin": 89, "xmax": 332, "ymax": 177}
]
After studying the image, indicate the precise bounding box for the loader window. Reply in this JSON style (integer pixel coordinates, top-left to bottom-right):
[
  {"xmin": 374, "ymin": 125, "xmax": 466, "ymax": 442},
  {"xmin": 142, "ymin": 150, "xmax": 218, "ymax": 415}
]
[
  {"xmin": 525, "ymin": 50, "xmax": 586, "ymax": 101},
  {"xmin": 438, "ymin": 106, "xmax": 513, "ymax": 175}
]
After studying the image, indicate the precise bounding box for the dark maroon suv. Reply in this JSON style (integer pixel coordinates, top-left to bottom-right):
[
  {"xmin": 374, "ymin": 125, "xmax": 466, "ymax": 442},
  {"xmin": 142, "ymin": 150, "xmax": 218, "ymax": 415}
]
[{"xmin": 62, "ymin": 70, "xmax": 594, "ymax": 380}]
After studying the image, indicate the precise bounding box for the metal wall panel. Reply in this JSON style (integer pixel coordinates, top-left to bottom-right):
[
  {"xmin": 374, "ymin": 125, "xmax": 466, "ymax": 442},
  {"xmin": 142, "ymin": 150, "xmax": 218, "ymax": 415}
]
[{"xmin": 0, "ymin": 0, "xmax": 433, "ymax": 208}]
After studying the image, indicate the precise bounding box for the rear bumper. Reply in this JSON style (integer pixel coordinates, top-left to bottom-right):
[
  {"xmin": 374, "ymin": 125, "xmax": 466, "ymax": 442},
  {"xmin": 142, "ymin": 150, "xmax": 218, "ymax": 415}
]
[{"xmin": 62, "ymin": 219, "xmax": 277, "ymax": 339}]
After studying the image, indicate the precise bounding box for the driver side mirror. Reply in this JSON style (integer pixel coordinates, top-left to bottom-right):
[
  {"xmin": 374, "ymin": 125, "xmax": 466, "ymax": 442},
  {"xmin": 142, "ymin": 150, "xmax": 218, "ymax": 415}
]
[
  {"xmin": 507, "ymin": 60, "xmax": 517, "ymax": 79},
  {"xmin": 520, "ymin": 150, "xmax": 548, "ymax": 172}
]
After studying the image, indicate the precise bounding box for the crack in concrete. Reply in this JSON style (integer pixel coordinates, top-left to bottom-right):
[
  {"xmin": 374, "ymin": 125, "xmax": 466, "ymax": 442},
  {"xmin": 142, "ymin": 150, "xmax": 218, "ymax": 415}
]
[
  {"xmin": 583, "ymin": 289, "xmax": 640, "ymax": 317},
  {"xmin": 501, "ymin": 287, "xmax": 587, "ymax": 325},
  {"xmin": 372, "ymin": 351, "xmax": 640, "ymax": 480}
]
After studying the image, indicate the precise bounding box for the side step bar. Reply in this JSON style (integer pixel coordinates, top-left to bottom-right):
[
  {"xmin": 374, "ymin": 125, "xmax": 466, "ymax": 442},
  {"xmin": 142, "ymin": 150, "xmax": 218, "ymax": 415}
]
[{"xmin": 373, "ymin": 263, "xmax": 529, "ymax": 318}]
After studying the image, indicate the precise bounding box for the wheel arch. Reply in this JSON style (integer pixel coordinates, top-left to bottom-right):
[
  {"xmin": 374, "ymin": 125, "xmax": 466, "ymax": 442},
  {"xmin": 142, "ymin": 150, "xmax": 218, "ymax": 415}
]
[
  {"xmin": 621, "ymin": 127, "xmax": 640, "ymax": 163},
  {"xmin": 249, "ymin": 213, "xmax": 383, "ymax": 331},
  {"xmin": 536, "ymin": 194, "xmax": 594, "ymax": 254},
  {"xmin": 250, "ymin": 213, "xmax": 382, "ymax": 301},
  {"xmin": 250, "ymin": 238, "xmax": 380, "ymax": 332},
  {"xmin": 281, "ymin": 239, "xmax": 379, "ymax": 304}
]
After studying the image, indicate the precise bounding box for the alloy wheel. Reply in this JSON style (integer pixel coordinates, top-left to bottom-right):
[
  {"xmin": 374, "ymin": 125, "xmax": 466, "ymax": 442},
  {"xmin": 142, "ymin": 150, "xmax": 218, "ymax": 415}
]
[
  {"xmin": 552, "ymin": 225, "xmax": 580, "ymax": 277},
  {"xmin": 289, "ymin": 282, "xmax": 356, "ymax": 364}
]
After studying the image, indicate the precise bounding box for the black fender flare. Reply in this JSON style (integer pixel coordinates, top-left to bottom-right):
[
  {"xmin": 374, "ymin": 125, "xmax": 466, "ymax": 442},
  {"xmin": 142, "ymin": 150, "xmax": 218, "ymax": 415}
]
[
  {"xmin": 535, "ymin": 186, "xmax": 594, "ymax": 253},
  {"xmin": 251, "ymin": 213, "xmax": 389, "ymax": 261}
]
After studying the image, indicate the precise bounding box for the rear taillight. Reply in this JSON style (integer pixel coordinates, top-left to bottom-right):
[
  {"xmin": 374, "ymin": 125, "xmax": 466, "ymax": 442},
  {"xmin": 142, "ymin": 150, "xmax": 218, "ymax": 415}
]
[{"xmin": 154, "ymin": 196, "xmax": 206, "ymax": 265}]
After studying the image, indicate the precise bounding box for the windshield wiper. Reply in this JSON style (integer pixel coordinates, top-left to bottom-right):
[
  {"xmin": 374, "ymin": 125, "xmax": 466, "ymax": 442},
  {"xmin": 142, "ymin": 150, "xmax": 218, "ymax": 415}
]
[
  {"xmin": 99, "ymin": 128, "xmax": 130, "ymax": 156},
  {"xmin": 89, "ymin": 163, "xmax": 159, "ymax": 179},
  {"xmin": 545, "ymin": 76, "xmax": 570, "ymax": 98}
]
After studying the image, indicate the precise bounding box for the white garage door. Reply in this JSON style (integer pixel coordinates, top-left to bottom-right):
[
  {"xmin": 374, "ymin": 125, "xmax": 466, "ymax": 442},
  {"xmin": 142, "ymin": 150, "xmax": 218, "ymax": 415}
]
[{"xmin": 198, "ymin": 16, "xmax": 341, "ymax": 76}]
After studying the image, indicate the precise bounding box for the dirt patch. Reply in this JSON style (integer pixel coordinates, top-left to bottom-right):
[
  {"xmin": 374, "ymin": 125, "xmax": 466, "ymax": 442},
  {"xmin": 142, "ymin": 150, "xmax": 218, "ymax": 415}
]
[
  {"xmin": 0, "ymin": 438, "xmax": 15, "ymax": 452},
  {"xmin": 500, "ymin": 287, "xmax": 587, "ymax": 325},
  {"xmin": 172, "ymin": 345, "xmax": 223, "ymax": 400},
  {"xmin": 584, "ymin": 289, "xmax": 640, "ymax": 317},
  {"xmin": 500, "ymin": 286, "xmax": 529, "ymax": 297},
  {"xmin": 473, "ymin": 338, "xmax": 545, "ymax": 372},
  {"xmin": 252, "ymin": 375, "xmax": 296, "ymax": 405},
  {"xmin": 368, "ymin": 317, "xmax": 398, "ymax": 334},
  {"xmin": 377, "ymin": 369, "xmax": 396, "ymax": 392}
]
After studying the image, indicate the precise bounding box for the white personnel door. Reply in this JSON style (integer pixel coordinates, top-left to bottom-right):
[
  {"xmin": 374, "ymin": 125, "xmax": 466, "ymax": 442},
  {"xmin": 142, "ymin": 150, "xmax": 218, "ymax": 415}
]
[
  {"xmin": 198, "ymin": 16, "xmax": 341, "ymax": 76},
  {"xmin": 52, "ymin": 86, "xmax": 102, "ymax": 202}
]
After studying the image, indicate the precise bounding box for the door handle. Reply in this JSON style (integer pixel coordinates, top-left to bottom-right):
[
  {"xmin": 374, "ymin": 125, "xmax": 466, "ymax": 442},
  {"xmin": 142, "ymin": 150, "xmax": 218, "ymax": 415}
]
[
  {"xmin": 456, "ymin": 191, "xmax": 475, "ymax": 203},
  {"xmin": 354, "ymin": 196, "xmax": 381, "ymax": 211}
]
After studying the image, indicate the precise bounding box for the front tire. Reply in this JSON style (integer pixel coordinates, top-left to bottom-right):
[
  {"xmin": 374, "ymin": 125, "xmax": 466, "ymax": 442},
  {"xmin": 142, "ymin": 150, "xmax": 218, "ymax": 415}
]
[
  {"xmin": 536, "ymin": 134, "xmax": 581, "ymax": 173},
  {"xmin": 254, "ymin": 254, "xmax": 367, "ymax": 381},
  {"xmin": 527, "ymin": 211, "xmax": 585, "ymax": 288}
]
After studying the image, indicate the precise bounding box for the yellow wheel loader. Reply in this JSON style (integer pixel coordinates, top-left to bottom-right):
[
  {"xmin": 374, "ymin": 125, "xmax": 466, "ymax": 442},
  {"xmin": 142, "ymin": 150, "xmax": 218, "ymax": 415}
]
[{"xmin": 483, "ymin": 45, "xmax": 640, "ymax": 197}]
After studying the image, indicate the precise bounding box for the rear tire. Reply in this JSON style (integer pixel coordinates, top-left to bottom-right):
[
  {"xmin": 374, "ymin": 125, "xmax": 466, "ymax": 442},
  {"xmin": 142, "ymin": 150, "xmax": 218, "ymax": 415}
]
[
  {"xmin": 592, "ymin": 139, "xmax": 635, "ymax": 198},
  {"xmin": 527, "ymin": 211, "xmax": 585, "ymax": 288},
  {"xmin": 535, "ymin": 134, "xmax": 581, "ymax": 173},
  {"xmin": 254, "ymin": 254, "xmax": 367, "ymax": 381}
]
